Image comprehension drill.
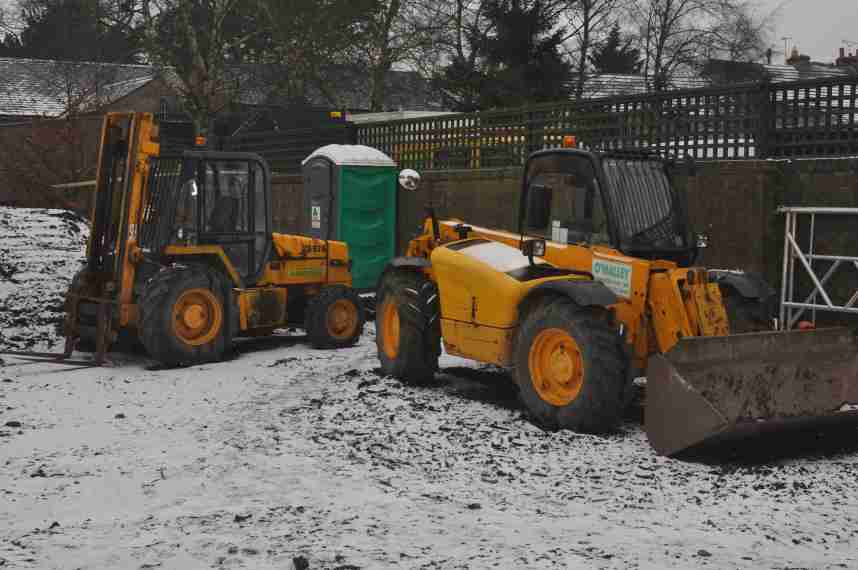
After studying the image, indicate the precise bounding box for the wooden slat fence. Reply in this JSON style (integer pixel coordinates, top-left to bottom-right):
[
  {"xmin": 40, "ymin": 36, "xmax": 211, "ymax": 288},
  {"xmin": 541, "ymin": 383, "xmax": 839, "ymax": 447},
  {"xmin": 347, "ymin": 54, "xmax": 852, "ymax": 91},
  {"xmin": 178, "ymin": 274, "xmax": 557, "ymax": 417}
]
[{"xmin": 353, "ymin": 76, "xmax": 858, "ymax": 170}]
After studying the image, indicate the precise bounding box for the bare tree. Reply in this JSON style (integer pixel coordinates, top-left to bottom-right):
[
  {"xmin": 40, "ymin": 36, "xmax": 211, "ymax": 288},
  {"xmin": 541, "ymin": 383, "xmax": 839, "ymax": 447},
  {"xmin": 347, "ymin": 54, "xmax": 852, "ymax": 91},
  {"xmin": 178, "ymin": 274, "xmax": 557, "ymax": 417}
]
[
  {"xmin": 255, "ymin": 0, "xmax": 376, "ymax": 108},
  {"xmin": 141, "ymin": 0, "xmax": 258, "ymax": 136},
  {"xmin": 350, "ymin": 0, "xmax": 452, "ymax": 111},
  {"xmin": 629, "ymin": 0, "xmax": 769, "ymax": 91},
  {"xmin": 705, "ymin": 1, "xmax": 771, "ymax": 62},
  {"xmin": 0, "ymin": 57, "xmax": 133, "ymax": 207},
  {"xmin": 562, "ymin": 0, "xmax": 625, "ymax": 99}
]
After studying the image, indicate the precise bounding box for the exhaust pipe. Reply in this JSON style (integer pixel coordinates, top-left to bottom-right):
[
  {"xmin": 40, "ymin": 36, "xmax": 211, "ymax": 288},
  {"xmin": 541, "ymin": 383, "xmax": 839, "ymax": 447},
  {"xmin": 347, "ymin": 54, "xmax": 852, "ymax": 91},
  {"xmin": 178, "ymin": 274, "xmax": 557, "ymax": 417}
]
[{"xmin": 645, "ymin": 327, "xmax": 858, "ymax": 456}]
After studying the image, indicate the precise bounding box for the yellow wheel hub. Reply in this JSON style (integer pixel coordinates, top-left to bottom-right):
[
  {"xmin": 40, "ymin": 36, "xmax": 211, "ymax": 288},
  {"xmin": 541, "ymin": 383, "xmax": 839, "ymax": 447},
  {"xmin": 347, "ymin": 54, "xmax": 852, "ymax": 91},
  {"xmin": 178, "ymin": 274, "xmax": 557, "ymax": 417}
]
[
  {"xmin": 528, "ymin": 328, "xmax": 584, "ymax": 406},
  {"xmin": 326, "ymin": 298, "xmax": 359, "ymax": 340},
  {"xmin": 171, "ymin": 288, "xmax": 223, "ymax": 347},
  {"xmin": 380, "ymin": 299, "xmax": 400, "ymax": 359}
]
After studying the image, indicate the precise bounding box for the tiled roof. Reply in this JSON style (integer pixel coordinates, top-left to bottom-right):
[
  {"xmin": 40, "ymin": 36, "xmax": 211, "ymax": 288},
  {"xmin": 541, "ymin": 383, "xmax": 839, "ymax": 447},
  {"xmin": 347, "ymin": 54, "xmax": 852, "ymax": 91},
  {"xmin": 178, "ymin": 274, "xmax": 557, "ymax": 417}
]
[
  {"xmin": 580, "ymin": 73, "xmax": 710, "ymax": 99},
  {"xmin": 0, "ymin": 58, "xmax": 443, "ymax": 119},
  {"xmin": 703, "ymin": 59, "xmax": 856, "ymax": 85},
  {"xmin": 761, "ymin": 63, "xmax": 852, "ymax": 82},
  {"xmin": 141, "ymin": 64, "xmax": 442, "ymax": 113},
  {"xmin": 260, "ymin": 67, "xmax": 443, "ymax": 112},
  {"xmin": 0, "ymin": 57, "xmax": 155, "ymax": 118}
]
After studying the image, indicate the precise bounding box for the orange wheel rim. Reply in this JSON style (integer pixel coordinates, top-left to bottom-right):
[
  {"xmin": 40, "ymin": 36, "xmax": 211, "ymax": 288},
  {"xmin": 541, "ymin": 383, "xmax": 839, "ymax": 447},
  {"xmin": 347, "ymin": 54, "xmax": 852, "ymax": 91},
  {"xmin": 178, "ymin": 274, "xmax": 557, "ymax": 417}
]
[
  {"xmin": 528, "ymin": 328, "xmax": 584, "ymax": 406},
  {"xmin": 380, "ymin": 299, "xmax": 400, "ymax": 359},
  {"xmin": 326, "ymin": 298, "xmax": 359, "ymax": 340},
  {"xmin": 170, "ymin": 288, "xmax": 223, "ymax": 346}
]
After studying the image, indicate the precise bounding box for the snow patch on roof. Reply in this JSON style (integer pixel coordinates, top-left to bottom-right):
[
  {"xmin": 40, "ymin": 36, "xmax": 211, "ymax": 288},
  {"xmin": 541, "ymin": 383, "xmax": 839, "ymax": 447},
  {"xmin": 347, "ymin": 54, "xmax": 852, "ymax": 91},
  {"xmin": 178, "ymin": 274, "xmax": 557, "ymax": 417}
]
[{"xmin": 303, "ymin": 144, "xmax": 396, "ymax": 167}]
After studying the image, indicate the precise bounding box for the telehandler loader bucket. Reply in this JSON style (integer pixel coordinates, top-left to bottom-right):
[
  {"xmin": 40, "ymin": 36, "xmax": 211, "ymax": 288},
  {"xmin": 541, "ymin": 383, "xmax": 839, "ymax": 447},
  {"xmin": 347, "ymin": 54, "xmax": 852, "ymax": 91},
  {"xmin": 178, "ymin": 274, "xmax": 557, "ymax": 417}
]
[{"xmin": 646, "ymin": 328, "xmax": 858, "ymax": 456}]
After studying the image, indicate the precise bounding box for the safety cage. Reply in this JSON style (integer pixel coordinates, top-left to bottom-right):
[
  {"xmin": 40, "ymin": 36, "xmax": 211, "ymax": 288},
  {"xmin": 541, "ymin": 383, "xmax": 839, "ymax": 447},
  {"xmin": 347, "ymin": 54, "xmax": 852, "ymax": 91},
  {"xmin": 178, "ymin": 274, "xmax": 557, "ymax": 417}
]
[{"xmin": 138, "ymin": 152, "xmax": 272, "ymax": 282}]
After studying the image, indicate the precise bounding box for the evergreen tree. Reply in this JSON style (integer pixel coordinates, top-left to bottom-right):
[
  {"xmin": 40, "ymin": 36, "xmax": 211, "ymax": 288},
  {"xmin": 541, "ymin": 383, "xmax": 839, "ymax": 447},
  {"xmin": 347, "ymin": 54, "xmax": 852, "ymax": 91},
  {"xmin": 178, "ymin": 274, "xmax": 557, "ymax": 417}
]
[
  {"xmin": 2, "ymin": 0, "xmax": 142, "ymax": 63},
  {"xmin": 436, "ymin": 0, "xmax": 572, "ymax": 111},
  {"xmin": 589, "ymin": 23, "xmax": 641, "ymax": 75},
  {"xmin": 481, "ymin": 0, "xmax": 572, "ymax": 108}
]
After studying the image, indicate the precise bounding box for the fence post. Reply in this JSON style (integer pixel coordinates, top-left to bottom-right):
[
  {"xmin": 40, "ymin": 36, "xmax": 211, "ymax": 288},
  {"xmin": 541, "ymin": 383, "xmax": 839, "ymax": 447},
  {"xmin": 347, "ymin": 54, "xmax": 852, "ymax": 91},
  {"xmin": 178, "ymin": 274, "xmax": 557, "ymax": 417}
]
[
  {"xmin": 757, "ymin": 79, "xmax": 773, "ymax": 159},
  {"xmin": 345, "ymin": 122, "xmax": 358, "ymax": 145}
]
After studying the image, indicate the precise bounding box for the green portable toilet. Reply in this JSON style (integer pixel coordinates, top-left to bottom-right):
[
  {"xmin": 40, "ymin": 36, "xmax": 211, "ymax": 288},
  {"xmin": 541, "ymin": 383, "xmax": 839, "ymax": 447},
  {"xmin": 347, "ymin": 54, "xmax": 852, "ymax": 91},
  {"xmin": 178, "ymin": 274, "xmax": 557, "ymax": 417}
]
[{"xmin": 301, "ymin": 144, "xmax": 398, "ymax": 291}]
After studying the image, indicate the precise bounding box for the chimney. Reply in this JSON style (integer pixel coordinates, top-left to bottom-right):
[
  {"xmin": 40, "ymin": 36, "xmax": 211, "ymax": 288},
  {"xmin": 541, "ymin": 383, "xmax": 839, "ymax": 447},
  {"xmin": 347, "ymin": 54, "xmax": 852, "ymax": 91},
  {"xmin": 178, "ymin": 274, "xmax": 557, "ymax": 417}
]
[{"xmin": 786, "ymin": 46, "xmax": 800, "ymax": 65}]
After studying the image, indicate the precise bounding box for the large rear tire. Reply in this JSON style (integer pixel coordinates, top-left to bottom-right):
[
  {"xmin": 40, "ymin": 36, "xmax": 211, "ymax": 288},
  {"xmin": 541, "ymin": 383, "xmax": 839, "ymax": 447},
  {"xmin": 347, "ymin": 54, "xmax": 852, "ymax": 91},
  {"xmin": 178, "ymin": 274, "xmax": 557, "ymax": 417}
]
[
  {"xmin": 375, "ymin": 270, "xmax": 441, "ymax": 384},
  {"xmin": 513, "ymin": 298, "xmax": 627, "ymax": 433},
  {"xmin": 139, "ymin": 266, "xmax": 229, "ymax": 366},
  {"xmin": 305, "ymin": 285, "xmax": 365, "ymax": 348}
]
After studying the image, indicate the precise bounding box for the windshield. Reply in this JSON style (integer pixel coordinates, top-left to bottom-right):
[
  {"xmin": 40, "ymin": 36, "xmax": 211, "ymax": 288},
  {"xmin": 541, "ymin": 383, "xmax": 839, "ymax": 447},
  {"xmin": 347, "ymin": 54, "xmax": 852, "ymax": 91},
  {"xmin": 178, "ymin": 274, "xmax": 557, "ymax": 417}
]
[
  {"xmin": 601, "ymin": 158, "xmax": 687, "ymax": 250},
  {"xmin": 522, "ymin": 154, "xmax": 609, "ymax": 245}
]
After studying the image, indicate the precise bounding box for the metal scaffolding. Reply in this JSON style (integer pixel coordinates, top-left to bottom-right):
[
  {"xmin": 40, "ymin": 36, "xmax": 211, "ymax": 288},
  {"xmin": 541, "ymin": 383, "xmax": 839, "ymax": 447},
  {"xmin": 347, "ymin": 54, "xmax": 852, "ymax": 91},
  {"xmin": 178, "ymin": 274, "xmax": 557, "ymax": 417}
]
[{"xmin": 778, "ymin": 206, "xmax": 858, "ymax": 330}]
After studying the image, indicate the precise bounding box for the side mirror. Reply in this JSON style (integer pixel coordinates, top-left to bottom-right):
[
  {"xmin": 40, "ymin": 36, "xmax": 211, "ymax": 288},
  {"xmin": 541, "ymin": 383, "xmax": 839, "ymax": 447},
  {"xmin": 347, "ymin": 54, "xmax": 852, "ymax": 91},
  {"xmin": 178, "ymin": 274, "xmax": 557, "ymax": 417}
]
[
  {"xmin": 398, "ymin": 169, "xmax": 421, "ymax": 191},
  {"xmin": 525, "ymin": 184, "xmax": 552, "ymax": 229},
  {"xmin": 521, "ymin": 238, "xmax": 546, "ymax": 263}
]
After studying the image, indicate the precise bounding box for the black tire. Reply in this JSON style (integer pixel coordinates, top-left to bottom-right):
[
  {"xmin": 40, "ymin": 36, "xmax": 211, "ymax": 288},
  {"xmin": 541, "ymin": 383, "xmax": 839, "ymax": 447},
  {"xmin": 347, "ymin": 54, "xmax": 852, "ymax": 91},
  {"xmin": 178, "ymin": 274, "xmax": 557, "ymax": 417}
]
[
  {"xmin": 720, "ymin": 286, "xmax": 773, "ymax": 333},
  {"xmin": 375, "ymin": 270, "xmax": 441, "ymax": 384},
  {"xmin": 139, "ymin": 265, "xmax": 230, "ymax": 366},
  {"xmin": 305, "ymin": 285, "xmax": 365, "ymax": 349},
  {"xmin": 513, "ymin": 298, "xmax": 628, "ymax": 433}
]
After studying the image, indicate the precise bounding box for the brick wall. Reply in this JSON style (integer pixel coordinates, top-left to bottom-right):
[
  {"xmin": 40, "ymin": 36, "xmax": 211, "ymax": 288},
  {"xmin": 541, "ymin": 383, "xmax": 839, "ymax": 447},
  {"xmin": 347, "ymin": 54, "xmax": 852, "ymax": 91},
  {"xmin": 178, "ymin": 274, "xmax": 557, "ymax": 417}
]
[
  {"xmin": 677, "ymin": 158, "xmax": 858, "ymax": 292},
  {"xmin": 267, "ymin": 160, "xmax": 858, "ymax": 288},
  {"xmin": 0, "ymin": 115, "xmax": 103, "ymax": 211},
  {"xmin": 270, "ymin": 174, "xmax": 304, "ymax": 234}
]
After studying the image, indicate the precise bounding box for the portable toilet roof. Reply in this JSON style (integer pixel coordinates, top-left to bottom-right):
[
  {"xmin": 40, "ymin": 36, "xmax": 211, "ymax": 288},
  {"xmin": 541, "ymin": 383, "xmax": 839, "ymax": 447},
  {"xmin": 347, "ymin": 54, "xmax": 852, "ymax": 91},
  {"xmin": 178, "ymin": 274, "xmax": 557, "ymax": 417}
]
[{"xmin": 302, "ymin": 144, "xmax": 396, "ymax": 167}]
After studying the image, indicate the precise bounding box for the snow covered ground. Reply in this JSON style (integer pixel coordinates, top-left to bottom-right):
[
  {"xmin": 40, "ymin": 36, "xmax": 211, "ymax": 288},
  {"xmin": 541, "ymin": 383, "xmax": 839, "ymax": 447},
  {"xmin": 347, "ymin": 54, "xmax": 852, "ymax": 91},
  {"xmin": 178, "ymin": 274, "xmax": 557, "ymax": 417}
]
[{"xmin": 2, "ymin": 207, "xmax": 858, "ymax": 569}]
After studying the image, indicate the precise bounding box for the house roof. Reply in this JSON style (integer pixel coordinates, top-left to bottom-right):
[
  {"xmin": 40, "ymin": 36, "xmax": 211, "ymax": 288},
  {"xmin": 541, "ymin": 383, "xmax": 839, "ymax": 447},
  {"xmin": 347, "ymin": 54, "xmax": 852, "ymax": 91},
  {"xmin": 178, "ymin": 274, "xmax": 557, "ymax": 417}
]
[
  {"xmin": 0, "ymin": 57, "xmax": 155, "ymax": 119},
  {"xmin": 253, "ymin": 66, "xmax": 444, "ymax": 112},
  {"xmin": 0, "ymin": 58, "xmax": 445, "ymax": 119},
  {"xmin": 702, "ymin": 59, "xmax": 856, "ymax": 85},
  {"xmin": 579, "ymin": 73, "xmax": 709, "ymax": 99},
  {"xmin": 761, "ymin": 63, "xmax": 851, "ymax": 82}
]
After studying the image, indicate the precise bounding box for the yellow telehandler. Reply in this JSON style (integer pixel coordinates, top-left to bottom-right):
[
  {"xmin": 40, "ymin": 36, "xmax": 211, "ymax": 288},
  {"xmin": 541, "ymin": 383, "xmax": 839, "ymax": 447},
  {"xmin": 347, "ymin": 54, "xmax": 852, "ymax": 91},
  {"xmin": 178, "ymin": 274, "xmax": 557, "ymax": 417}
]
[
  {"xmin": 377, "ymin": 148, "xmax": 858, "ymax": 455},
  {"xmin": 2, "ymin": 112, "xmax": 364, "ymax": 367}
]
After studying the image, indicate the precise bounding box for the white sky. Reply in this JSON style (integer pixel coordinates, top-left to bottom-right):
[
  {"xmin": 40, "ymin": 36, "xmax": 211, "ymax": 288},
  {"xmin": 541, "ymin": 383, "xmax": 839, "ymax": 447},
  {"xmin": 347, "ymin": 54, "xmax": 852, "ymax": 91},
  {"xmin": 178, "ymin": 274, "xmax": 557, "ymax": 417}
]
[{"xmin": 758, "ymin": 0, "xmax": 857, "ymax": 63}]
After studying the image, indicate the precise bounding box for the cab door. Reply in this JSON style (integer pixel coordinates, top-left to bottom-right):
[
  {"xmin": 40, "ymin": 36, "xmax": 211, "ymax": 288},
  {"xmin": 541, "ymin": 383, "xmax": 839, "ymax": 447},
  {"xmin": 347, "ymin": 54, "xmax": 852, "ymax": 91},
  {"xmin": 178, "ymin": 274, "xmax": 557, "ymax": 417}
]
[{"xmin": 196, "ymin": 154, "xmax": 271, "ymax": 284}]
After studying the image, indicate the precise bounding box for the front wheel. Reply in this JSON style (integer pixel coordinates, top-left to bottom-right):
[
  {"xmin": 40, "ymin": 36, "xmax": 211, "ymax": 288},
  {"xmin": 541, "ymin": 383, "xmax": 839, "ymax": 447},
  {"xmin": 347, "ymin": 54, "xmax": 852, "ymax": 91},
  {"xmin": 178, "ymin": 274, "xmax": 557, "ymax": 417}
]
[
  {"xmin": 305, "ymin": 285, "xmax": 365, "ymax": 348},
  {"xmin": 139, "ymin": 266, "xmax": 229, "ymax": 366},
  {"xmin": 513, "ymin": 298, "xmax": 628, "ymax": 433},
  {"xmin": 375, "ymin": 270, "xmax": 441, "ymax": 384}
]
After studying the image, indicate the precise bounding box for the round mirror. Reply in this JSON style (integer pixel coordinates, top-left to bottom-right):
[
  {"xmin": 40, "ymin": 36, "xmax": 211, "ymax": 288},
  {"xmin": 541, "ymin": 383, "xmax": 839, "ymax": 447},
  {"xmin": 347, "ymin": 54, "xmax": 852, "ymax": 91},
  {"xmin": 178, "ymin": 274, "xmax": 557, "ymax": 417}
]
[{"xmin": 398, "ymin": 168, "xmax": 421, "ymax": 191}]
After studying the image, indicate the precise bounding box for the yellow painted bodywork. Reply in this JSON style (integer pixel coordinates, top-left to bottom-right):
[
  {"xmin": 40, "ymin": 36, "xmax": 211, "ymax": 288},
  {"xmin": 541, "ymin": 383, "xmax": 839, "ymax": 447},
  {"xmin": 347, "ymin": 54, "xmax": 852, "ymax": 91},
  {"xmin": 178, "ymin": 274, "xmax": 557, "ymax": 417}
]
[
  {"xmin": 163, "ymin": 235, "xmax": 352, "ymax": 332},
  {"xmin": 97, "ymin": 112, "xmax": 160, "ymax": 328},
  {"xmin": 238, "ymin": 287, "xmax": 288, "ymax": 330},
  {"xmin": 408, "ymin": 218, "xmax": 731, "ymax": 370},
  {"xmin": 261, "ymin": 234, "xmax": 352, "ymax": 287},
  {"xmin": 430, "ymin": 242, "xmax": 592, "ymax": 367},
  {"xmin": 96, "ymin": 112, "xmax": 354, "ymax": 336}
]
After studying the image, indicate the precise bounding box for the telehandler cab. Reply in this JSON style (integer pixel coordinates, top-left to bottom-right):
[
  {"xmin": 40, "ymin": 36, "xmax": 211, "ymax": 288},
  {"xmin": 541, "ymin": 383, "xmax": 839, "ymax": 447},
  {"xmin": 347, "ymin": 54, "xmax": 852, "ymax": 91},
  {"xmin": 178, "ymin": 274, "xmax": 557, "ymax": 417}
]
[
  {"xmin": 6, "ymin": 112, "xmax": 365, "ymax": 367},
  {"xmin": 376, "ymin": 147, "xmax": 858, "ymax": 455}
]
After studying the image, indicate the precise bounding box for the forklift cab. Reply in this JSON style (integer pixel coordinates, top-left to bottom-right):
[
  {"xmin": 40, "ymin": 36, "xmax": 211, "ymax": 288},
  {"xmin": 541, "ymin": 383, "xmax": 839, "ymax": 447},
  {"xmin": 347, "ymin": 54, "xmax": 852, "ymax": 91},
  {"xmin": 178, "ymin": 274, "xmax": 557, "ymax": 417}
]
[{"xmin": 140, "ymin": 152, "xmax": 272, "ymax": 285}]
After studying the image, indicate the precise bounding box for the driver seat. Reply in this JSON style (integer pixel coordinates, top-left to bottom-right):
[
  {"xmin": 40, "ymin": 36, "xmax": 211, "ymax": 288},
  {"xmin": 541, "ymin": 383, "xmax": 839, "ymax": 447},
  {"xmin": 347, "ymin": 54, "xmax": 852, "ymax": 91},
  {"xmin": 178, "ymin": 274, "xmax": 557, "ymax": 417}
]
[{"xmin": 208, "ymin": 196, "xmax": 238, "ymax": 233}]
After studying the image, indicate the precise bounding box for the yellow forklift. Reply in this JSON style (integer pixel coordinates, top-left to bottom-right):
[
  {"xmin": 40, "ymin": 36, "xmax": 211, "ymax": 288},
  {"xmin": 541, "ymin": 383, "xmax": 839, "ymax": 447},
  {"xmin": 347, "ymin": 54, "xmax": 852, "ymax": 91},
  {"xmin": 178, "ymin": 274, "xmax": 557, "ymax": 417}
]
[{"xmin": 3, "ymin": 112, "xmax": 364, "ymax": 366}]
